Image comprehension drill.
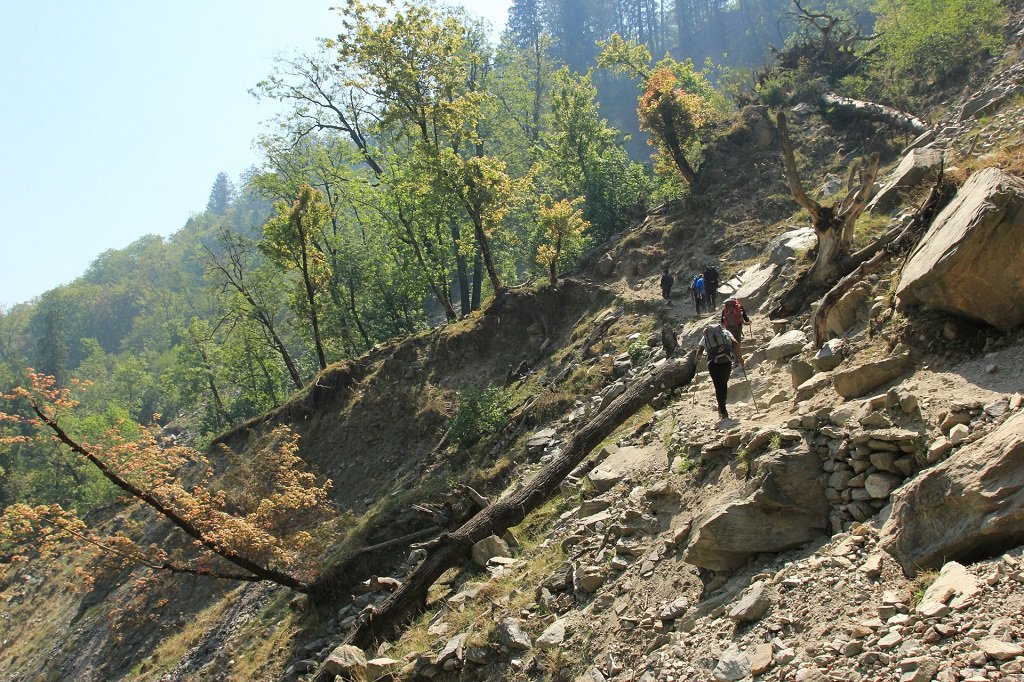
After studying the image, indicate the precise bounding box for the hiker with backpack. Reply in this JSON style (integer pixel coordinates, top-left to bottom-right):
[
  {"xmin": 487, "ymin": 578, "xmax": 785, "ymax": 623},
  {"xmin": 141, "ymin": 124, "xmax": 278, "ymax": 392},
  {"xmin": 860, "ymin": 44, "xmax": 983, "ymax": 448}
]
[
  {"xmin": 697, "ymin": 323, "xmax": 744, "ymax": 420},
  {"xmin": 703, "ymin": 265, "xmax": 720, "ymax": 309},
  {"xmin": 691, "ymin": 274, "xmax": 706, "ymax": 314},
  {"xmin": 720, "ymin": 298, "xmax": 751, "ymax": 346},
  {"xmin": 660, "ymin": 266, "xmax": 674, "ymax": 303}
]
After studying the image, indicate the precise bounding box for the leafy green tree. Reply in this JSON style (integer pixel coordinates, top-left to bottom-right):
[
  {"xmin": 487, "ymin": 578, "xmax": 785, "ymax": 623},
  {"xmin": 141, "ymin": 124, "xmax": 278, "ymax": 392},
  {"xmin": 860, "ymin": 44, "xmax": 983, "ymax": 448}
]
[
  {"xmin": 333, "ymin": 0, "xmax": 515, "ymax": 297},
  {"xmin": 180, "ymin": 319, "xmax": 229, "ymax": 430},
  {"xmin": 28, "ymin": 292, "xmax": 70, "ymax": 387},
  {"xmin": 499, "ymin": 3, "xmax": 556, "ymax": 146},
  {"xmin": 251, "ymin": 134, "xmax": 386, "ymax": 352},
  {"xmin": 536, "ymin": 195, "xmax": 590, "ymax": 286},
  {"xmin": 203, "ymin": 227, "xmax": 305, "ymax": 390},
  {"xmin": 598, "ymin": 34, "xmax": 725, "ymax": 187},
  {"xmin": 260, "ymin": 185, "xmax": 333, "ymax": 371},
  {"xmin": 538, "ymin": 67, "xmax": 650, "ymax": 240}
]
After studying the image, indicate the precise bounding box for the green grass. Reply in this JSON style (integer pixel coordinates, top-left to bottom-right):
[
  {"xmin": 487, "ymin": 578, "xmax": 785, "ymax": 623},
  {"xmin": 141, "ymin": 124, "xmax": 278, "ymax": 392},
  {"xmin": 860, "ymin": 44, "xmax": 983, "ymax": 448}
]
[{"xmin": 910, "ymin": 568, "xmax": 939, "ymax": 607}]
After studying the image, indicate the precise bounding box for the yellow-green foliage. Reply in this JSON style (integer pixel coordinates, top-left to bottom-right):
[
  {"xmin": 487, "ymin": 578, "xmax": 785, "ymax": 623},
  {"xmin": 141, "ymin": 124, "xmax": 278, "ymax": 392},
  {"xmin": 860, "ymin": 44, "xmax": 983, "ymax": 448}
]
[{"xmin": 872, "ymin": 0, "xmax": 1005, "ymax": 97}]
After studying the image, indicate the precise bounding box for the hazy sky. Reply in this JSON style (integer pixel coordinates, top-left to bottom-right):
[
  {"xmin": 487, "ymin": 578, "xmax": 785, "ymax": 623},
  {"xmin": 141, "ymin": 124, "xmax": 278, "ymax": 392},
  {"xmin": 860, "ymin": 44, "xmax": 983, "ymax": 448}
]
[{"xmin": 0, "ymin": 0, "xmax": 511, "ymax": 308}]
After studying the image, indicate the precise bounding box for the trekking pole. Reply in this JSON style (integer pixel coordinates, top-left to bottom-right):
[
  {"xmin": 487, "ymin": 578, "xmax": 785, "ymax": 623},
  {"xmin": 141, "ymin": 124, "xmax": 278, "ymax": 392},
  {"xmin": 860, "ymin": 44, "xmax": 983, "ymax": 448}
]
[{"xmin": 738, "ymin": 361, "xmax": 762, "ymax": 415}]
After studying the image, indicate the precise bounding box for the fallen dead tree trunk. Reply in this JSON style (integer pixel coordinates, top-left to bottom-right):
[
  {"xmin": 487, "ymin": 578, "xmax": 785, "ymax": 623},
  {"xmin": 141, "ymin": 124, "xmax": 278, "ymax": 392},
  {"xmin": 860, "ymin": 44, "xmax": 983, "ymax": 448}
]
[
  {"xmin": 319, "ymin": 351, "xmax": 697, "ymax": 660},
  {"xmin": 823, "ymin": 92, "xmax": 930, "ymax": 135}
]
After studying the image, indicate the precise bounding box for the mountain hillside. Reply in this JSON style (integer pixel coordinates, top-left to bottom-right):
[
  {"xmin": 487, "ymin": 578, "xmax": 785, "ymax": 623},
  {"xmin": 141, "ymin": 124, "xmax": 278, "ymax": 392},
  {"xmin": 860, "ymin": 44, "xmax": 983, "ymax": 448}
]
[{"xmin": 3, "ymin": 5, "xmax": 1024, "ymax": 682}]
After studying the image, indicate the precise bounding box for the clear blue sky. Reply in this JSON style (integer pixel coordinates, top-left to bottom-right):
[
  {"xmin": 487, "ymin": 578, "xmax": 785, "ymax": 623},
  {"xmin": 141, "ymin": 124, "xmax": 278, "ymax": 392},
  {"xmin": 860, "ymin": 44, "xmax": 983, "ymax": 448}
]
[{"xmin": 0, "ymin": 0, "xmax": 510, "ymax": 308}]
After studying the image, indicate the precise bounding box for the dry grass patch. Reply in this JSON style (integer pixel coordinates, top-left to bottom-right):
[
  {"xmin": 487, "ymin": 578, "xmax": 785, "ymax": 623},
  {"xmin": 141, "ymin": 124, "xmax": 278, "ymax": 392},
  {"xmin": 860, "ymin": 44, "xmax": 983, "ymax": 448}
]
[{"xmin": 129, "ymin": 591, "xmax": 238, "ymax": 680}]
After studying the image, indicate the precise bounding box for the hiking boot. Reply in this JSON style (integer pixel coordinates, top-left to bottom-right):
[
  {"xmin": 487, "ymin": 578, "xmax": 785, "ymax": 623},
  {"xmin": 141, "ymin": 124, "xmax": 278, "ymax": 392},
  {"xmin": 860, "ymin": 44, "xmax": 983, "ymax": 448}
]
[{"xmin": 718, "ymin": 408, "xmax": 729, "ymax": 419}]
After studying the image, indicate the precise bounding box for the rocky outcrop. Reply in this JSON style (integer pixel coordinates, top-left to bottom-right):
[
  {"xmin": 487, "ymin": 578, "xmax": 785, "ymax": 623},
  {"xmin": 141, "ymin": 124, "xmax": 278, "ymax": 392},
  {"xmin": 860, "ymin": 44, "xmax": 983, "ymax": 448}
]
[
  {"xmin": 814, "ymin": 338, "xmax": 845, "ymax": 372},
  {"xmin": 763, "ymin": 330, "xmax": 808, "ymax": 362},
  {"xmin": 471, "ymin": 535, "xmax": 511, "ymax": 567},
  {"xmin": 819, "ymin": 283, "xmax": 870, "ymax": 340},
  {"xmin": 719, "ymin": 262, "xmax": 781, "ymax": 310},
  {"xmin": 683, "ymin": 446, "xmax": 829, "ymax": 572},
  {"xmin": 867, "ymin": 147, "xmax": 945, "ymax": 214},
  {"xmin": 768, "ymin": 227, "xmax": 816, "ymax": 265},
  {"xmin": 896, "ymin": 168, "xmax": 1024, "ymax": 330},
  {"xmin": 832, "ymin": 352, "xmax": 912, "ymax": 399},
  {"xmin": 323, "ymin": 645, "xmax": 368, "ymax": 679},
  {"xmin": 879, "ymin": 410, "xmax": 1024, "ymax": 575}
]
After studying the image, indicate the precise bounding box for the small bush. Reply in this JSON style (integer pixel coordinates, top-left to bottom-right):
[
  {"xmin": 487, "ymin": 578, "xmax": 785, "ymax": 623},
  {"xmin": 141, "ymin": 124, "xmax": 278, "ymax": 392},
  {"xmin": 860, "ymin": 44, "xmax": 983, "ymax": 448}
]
[
  {"xmin": 627, "ymin": 339, "xmax": 648, "ymax": 366},
  {"xmin": 449, "ymin": 383, "xmax": 513, "ymax": 448}
]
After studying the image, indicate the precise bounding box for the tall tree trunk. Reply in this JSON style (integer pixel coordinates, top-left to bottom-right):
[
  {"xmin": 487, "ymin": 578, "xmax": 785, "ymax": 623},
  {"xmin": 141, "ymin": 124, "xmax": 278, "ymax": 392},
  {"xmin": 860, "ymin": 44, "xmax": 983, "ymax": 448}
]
[
  {"xmin": 471, "ymin": 253, "xmax": 483, "ymax": 311},
  {"xmin": 346, "ymin": 273, "xmax": 371, "ymax": 347},
  {"xmin": 257, "ymin": 312, "xmax": 304, "ymax": 390},
  {"xmin": 451, "ymin": 220, "xmax": 471, "ymax": 317},
  {"xmin": 398, "ymin": 209, "xmax": 458, "ymax": 321},
  {"xmin": 327, "ymin": 352, "xmax": 698, "ymax": 652},
  {"xmin": 299, "ymin": 258, "xmax": 328, "ymax": 371},
  {"xmin": 471, "ymin": 213, "xmax": 504, "ymax": 296},
  {"xmin": 660, "ymin": 108, "xmax": 697, "ymax": 185}
]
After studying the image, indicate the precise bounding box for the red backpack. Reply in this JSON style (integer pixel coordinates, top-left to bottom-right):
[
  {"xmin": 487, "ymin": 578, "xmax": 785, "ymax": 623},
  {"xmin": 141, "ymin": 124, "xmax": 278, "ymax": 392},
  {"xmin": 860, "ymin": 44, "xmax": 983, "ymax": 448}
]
[{"xmin": 722, "ymin": 299, "xmax": 743, "ymax": 328}]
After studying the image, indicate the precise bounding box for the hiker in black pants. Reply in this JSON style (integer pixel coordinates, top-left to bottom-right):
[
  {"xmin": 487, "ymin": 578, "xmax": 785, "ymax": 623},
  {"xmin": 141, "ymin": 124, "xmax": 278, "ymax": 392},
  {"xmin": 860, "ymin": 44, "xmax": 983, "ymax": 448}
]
[
  {"xmin": 697, "ymin": 323, "xmax": 744, "ymax": 420},
  {"xmin": 691, "ymin": 274, "xmax": 705, "ymax": 314},
  {"xmin": 660, "ymin": 266, "xmax": 674, "ymax": 303},
  {"xmin": 703, "ymin": 265, "xmax": 720, "ymax": 309}
]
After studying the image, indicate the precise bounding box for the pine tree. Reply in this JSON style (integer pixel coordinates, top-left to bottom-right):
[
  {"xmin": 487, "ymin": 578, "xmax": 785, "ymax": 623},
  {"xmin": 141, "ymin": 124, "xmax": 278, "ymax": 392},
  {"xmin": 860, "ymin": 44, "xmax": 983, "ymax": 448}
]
[{"xmin": 206, "ymin": 172, "xmax": 235, "ymax": 215}]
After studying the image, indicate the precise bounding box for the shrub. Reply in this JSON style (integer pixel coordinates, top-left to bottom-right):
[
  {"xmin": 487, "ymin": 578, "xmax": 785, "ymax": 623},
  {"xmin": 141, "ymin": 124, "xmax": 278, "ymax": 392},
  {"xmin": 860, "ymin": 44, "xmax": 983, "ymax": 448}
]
[
  {"xmin": 627, "ymin": 339, "xmax": 648, "ymax": 366},
  {"xmin": 872, "ymin": 0, "xmax": 1005, "ymax": 97},
  {"xmin": 448, "ymin": 383, "xmax": 513, "ymax": 448}
]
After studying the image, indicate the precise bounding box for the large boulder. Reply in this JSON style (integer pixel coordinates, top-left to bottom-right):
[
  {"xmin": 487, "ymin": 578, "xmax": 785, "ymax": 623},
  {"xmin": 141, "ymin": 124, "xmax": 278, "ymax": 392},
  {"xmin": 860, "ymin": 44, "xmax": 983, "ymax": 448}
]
[
  {"xmin": 814, "ymin": 338, "xmax": 845, "ymax": 372},
  {"xmin": 768, "ymin": 227, "xmax": 817, "ymax": 265},
  {"xmin": 832, "ymin": 352, "xmax": 912, "ymax": 399},
  {"xmin": 868, "ymin": 147, "xmax": 945, "ymax": 214},
  {"xmin": 471, "ymin": 535, "xmax": 511, "ymax": 567},
  {"xmin": 763, "ymin": 330, "xmax": 808, "ymax": 362},
  {"xmin": 719, "ymin": 262, "xmax": 781, "ymax": 310},
  {"xmin": 323, "ymin": 645, "xmax": 368, "ymax": 678},
  {"xmin": 959, "ymin": 87, "xmax": 1013, "ymax": 121},
  {"xmin": 820, "ymin": 283, "xmax": 871, "ymax": 340},
  {"xmin": 683, "ymin": 446, "xmax": 829, "ymax": 572},
  {"xmin": 879, "ymin": 410, "xmax": 1024, "ymax": 575},
  {"xmin": 896, "ymin": 168, "xmax": 1024, "ymax": 331}
]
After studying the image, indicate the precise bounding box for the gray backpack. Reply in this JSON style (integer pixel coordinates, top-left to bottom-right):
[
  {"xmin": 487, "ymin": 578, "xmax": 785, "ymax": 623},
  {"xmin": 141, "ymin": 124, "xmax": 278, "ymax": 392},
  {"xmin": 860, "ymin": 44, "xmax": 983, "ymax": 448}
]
[{"xmin": 703, "ymin": 324, "xmax": 733, "ymax": 364}]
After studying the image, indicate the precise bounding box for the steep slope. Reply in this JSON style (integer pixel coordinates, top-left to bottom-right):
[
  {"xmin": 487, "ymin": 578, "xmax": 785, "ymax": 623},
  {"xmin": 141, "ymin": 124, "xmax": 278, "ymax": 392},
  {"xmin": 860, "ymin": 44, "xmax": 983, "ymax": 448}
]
[{"xmin": 4, "ymin": 19, "xmax": 1024, "ymax": 682}]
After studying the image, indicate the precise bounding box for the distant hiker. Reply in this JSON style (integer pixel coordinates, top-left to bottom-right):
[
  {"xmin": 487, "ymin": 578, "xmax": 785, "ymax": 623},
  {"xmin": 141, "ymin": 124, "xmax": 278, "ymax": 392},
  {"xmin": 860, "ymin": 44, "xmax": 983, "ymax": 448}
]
[
  {"xmin": 691, "ymin": 274, "xmax": 706, "ymax": 314},
  {"xmin": 660, "ymin": 267, "xmax": 674, "ymax": 303},
  {"xmin": 661, "ymin": 325, "xmax": 679, "ymax": 358},
  {"xmin": 697, "ymin": 323, "xmax": 743, "ymax": 420},
  {"xmin": 720, "ymin": 298, "xmax": 751, "ymax": 345},
  {"xmin": 703, "ymin": 264, "xmax": 720, "ymax": 309}
]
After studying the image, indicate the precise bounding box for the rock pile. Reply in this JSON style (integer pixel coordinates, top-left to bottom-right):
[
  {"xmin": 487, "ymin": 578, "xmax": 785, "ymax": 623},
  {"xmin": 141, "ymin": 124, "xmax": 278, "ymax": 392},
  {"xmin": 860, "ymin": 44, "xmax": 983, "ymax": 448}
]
[{"xmin": 632, "ymin": 527, "xmax": 1024, "ymax": 682}]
